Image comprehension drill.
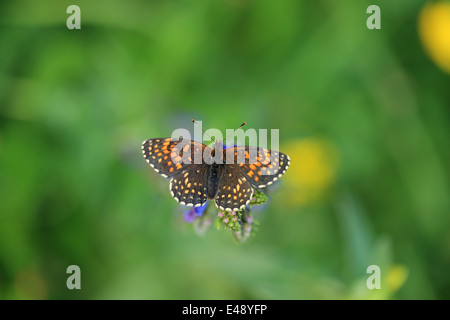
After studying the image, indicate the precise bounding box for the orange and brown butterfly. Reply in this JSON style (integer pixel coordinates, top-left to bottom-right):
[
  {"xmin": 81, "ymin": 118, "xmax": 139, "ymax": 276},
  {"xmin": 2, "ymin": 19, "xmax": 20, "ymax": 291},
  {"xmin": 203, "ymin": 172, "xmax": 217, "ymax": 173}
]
[{"xmin": 142, "ymin": 121, "xmax": 290, "ymax": 212}]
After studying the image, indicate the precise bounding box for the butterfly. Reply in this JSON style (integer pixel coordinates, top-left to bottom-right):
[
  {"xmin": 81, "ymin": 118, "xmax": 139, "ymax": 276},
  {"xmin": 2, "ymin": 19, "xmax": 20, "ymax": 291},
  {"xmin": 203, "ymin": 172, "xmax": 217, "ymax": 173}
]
[{"xmin": 141, "ymin": 123, "xmax": 290, "ymax": 212}]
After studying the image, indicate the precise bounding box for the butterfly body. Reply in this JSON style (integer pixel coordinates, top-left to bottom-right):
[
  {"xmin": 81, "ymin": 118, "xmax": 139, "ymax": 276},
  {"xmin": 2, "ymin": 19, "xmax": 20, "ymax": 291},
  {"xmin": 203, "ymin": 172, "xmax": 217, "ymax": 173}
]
[
  {"xmin": 142, "ymin": 137, "xmax": 290, "ymax": 212},
  {"xmin": 206, "ymin": 163, "xmax": 221, "ymax": 199}
]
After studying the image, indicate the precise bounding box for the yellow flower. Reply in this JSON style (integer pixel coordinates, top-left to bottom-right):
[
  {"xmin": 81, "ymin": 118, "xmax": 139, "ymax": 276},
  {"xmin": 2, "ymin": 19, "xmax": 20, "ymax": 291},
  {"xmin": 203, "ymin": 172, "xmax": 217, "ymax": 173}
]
[
  {"xmin": 281, "ymin": 138, "xmax": 339, "ymax": 206},
  {"xmin": 386, "ymin": 264, "xmax": 408, "ymax": 292},
  {"xmin": 419, "ymin": 1, "xmax": 450, "ymax": 73}
]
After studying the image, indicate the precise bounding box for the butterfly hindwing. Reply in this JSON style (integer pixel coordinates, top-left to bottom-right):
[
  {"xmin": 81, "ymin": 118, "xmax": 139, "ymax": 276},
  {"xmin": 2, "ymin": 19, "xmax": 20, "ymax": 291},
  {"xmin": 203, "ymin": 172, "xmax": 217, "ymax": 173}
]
[{"xmin": 170, "ymin": 165, "xmax": 209, "ymax": 207}]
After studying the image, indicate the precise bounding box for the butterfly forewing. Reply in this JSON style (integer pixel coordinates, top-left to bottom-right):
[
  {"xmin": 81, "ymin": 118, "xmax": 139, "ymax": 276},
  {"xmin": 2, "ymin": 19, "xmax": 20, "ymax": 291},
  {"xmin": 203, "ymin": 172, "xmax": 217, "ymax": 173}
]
[
  {"xmin": 223, "ymin": 146, "xmax": 290, "ymax": 189},
  {"xmin": 142, "ymin": 138, "xmax": 212, "ymax": 178}
]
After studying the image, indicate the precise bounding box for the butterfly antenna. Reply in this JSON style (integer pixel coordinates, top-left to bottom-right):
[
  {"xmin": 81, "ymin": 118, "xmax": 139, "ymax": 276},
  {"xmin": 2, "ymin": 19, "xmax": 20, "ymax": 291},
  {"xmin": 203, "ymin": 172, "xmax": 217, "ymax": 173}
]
[
  {"xmin": 192, "ymin": 119, "xmax": 214, "ymax": 141},
  {"xmin": 224, "ymin": 122, "xmax": 246, "ymax": 144}
]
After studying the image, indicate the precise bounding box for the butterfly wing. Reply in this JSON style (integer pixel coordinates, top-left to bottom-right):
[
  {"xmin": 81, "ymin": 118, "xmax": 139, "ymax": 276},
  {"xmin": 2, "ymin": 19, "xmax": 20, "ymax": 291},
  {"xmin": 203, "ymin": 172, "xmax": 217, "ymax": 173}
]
[
  {"xmin": 142, "ymin": 138, "xmax": 211, "ymax": 178},
  {"xmin": 214, "ymin": 165, "xmax": 254, "ymax": 212},
  {"xmin": 169, "ymin": 164, "xmax": 210, "ymax": 207},
  {"xmin": 223, "ymin": 146, "xmax": 290, "ymax": 189}
]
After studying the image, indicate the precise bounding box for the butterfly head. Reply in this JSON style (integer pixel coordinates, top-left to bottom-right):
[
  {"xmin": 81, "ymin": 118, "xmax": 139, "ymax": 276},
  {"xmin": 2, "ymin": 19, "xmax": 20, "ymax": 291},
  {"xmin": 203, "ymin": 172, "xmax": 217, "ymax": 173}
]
[
  {"xmin": 209, "ymin": 140, "xmax": 223, "ymax": 157},
  {"xmin": 214, "ymin": 139, "xmax": 223, "ymax": 148}
]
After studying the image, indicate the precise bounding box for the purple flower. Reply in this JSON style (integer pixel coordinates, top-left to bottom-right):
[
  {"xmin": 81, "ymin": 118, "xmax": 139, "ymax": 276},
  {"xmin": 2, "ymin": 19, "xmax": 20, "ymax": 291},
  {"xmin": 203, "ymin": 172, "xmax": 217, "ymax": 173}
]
[
  {"xmin": 184, "ymin": 204, "xmax": 207, "ymax": 223},
  {"xmin": 222, "ymin": 143, "xmax": 237, "ymax": 150}
]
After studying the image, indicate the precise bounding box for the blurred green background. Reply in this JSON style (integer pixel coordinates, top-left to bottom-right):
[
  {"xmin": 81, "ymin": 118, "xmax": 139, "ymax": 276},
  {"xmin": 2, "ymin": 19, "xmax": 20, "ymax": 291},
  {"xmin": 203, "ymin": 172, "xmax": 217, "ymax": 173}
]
[{"xmin": 0, "ymin": 0, "xmax": 449, "ymax": 300}]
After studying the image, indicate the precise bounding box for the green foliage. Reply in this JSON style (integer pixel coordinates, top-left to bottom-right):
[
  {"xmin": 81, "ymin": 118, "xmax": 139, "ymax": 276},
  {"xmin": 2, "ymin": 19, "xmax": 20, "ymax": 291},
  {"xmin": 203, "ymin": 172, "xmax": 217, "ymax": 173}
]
[
  {"xmin": 0, "ymin": 0, "xmax": 449, "ymax": 300},
  {"xmin": 216, "ymin": 210, "xmax": 242, "ymax": 232},
  {"xmin": 249, "ymin": 189, "xmax": 268, "ymax": 207},
  {"xmin": 214, "ymin": 189, "xmax": 266, "ymax": 241}
]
